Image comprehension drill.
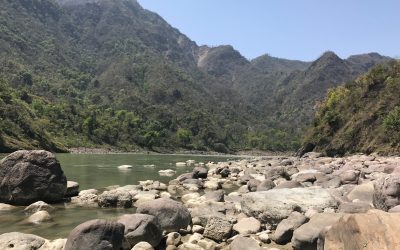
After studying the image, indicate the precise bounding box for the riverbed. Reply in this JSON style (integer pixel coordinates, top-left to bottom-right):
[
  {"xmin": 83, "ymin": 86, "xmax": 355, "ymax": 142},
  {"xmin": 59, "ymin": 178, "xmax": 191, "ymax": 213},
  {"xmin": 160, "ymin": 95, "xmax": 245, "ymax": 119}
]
[{"xmin": 0, "ymin": 153, "xmax": 237, "ymax": 239}]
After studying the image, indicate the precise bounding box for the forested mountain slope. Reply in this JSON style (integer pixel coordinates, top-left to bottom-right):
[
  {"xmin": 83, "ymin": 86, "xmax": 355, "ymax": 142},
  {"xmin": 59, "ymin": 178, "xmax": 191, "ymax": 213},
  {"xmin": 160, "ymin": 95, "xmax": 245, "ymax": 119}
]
[
  {"xmin": 0, "ymin": 0, "xmax": 393, "ymax": 153},
  {"xmin": 302, "ymin": 61, "xmax": 400, "ymax": 156}
]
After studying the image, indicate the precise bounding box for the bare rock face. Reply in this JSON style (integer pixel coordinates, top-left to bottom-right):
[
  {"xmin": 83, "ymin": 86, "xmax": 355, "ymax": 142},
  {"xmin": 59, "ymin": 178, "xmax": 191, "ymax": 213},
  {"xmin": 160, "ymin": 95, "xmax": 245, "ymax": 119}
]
[
  {"xmin": 0, "ymin": 150, "xmax": 67, "ymax": 205},
  {"xmin": 373, "ymin": 174, "xmax": 400, "ymax": 211},
  {"xmin": 322, "ymin": 210, "xmax": 400, "ymax": 250},
  {"xmin": 64, "ymin": 219, "xmax": 125, "ymax": 250}
]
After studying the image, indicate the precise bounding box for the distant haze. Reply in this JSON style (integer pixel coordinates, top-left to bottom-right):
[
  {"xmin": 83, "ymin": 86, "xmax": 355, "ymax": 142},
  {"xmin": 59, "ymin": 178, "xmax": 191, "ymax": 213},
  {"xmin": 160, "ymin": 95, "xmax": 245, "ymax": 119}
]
[{"xmin": 139, "ymin": 0, "xmax": 400, "ymax": 61}]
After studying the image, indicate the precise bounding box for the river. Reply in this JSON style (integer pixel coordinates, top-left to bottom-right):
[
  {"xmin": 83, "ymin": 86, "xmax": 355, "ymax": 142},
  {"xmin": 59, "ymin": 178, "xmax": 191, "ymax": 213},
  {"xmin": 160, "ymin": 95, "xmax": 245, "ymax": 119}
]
[{"xmin": 0, "ymin": 153, "xmax": 237, "ymax": 239}]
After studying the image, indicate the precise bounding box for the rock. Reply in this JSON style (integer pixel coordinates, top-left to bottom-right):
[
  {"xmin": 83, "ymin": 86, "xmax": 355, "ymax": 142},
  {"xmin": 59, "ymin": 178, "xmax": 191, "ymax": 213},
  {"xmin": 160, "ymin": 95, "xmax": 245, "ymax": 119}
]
[
  {"xmin": 192, "ymin": 167, "xmax": 208, "ymax": 179},
  {"xmin": 117, "ymin": 214, "xmax": 162, "ymax": 248},
  {"xmin": 0, "ymin": 150, "xmax": 67, "ymax": 205},
  {"xmin": 203, "ymin": 217, "xmax": 232, "ymax": 242},
  {"xmin": 281, "ymin": 159, "xmax": 294, "ymax": 166},
  {"xmin": 131, "ymin": 241, "xmax": 154, "ymax": 250},
  {"xmin": 258, "ymin": 232, "xmax": 270, "ymax": 243},
  {"xmin": 388, "ymin": 205, "xmax": 400, "ymax": 213},
  {"xmin": 159, "ymin": 169, "xmax": 176, "ymax": 177},
  {"xmin": 373, "ymin": 174, "xmax": 400, "ymax": 210},
  {"xmin": 97, "ymin": 190, "xmax": 132, "ymax": 208},
  {"xmin": 40, "ymin": 238, "xmax": 67, "ymax": 250},
  {"xmin": 70, "ymin": 190, "xmax": 98, "ymax": 207},
  {"xmin": 64, "ymin": 219, "xmax": 125, "ymax": 250},
  {"xmin": 66, "ymin": 181, "xmax": 79, "ymax": 197},
  {"xmin": 28, "ymin": 210, "xmax": 52, "ymax": 224},
  {"xmin": 118, "ymin": 165, "xmax": 132, "ymax": 170},
  {"xmin": 265, "ymin": 167, "xmax": 285, "ymax": 180},
  {"xmin": 247, "ymin": 179, "xmax": 260, "ymax": 192},
  {"xmin": 229, "ymin": 236, "xmax": 261, "ymax": 250},
  {"xmin": 256, "ymin": 179, "xmax": 275, "ymax": 191},
  {"xmin": 192, "ymin": 225, "xmax": 204, "ymax": 234},
  {"xmin": 346, "ymin": 181, "xmax": 374, "ymax": 204},
  {"xmin": 203, "ymin": 190, "xmax": 225, "ymax": 202},
  {"xmin": 0, "ymin": 203, "xmax": 16, "ymax": 211},
  {"xmin": 0, "ymin": 232, "xmax": 46, "ymax": 249},
  {"xmin": 176, "ymin": 162, "xmax": 187, "ymax": 167},
  {"xmin": 219, "ymin": 168, "xmax": 231, "ymax": 178},
  {"xmin": 340, "ymin": 170, "xmax": 360, "ymax": 184},
  {"xmin": 166, "ymin": 232, "xmax": 181, "ymax": 246},
  {"xmin": 24, "ymin": 201, "xmax": 54, "ymax": 215},
  {"xmin": 323, "ymin": 210, "xmax": 400, "ymax": 250},
  {"xmin": 241, "ymin": 188, "xmax": 337, "ymax": 224},
  {"xmin": 204, "ymin": 180, "xmax": 221, "ymax": 190},
  {"xmin": 177, "ymin": 243, "xmax": 203, "ymax": 250},
  {"xmin": 338, "ymin": 202, "xmax": 372, "ymax": 213},
  {"xmin": 136, "ymin": 198, "xmax": 191, "ymax": 233},
  {"xmin": 133, "ymin": 192, "xmax": 157, "ymax": 205},
  {"xmin": 291, "ymin": 213, "xmax": 342, "ymax": 250},
  {"xmin": 275, "ymin": 180, "xmax": 302, "ymax": 189},
  {"xmin": 233, "ymin": 217, "xmax": 261, "ymax": 235},
  {"xmin": 186, "ymin": 160, "xmax": 196, "ymax": 166},
  {"xmin": 294, "ymin": 173, "xmax": 317, "ymax": 183},
  {"xmin": 274, "ymin": 211, "xmax": 307, "ymax": 244}
]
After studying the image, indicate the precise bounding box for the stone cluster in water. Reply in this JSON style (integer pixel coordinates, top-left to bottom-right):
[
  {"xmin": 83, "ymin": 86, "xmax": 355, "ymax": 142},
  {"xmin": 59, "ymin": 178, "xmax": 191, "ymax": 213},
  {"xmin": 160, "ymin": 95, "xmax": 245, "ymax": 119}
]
[{"xmin": 1, "ymin": 150, "xmax": 400, "ymax": 249}]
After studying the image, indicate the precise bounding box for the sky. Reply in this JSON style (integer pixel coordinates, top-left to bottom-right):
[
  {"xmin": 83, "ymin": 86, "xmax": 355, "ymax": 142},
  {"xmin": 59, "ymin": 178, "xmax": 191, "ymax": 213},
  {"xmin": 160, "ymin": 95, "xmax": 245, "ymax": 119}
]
[{"xmin": 138, "ymin": 0, "xmax": 400, "ymax": 61}]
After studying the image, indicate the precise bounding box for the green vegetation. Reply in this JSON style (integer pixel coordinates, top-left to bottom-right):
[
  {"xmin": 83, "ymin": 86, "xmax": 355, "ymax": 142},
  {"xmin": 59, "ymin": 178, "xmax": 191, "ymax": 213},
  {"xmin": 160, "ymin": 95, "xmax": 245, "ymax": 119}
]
[
  {"xmin": 0, "ymin": 0, "xmax": 393, "ymax": 153},
  {"xmin": 302, "ymin": 61, "xmax": 400, "ymax": 156}
]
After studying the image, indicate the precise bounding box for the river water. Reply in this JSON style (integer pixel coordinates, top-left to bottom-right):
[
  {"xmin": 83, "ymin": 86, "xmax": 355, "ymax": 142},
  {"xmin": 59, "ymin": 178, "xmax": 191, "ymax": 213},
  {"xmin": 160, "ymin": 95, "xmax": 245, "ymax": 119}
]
[{"xmin": 0, "ymin": 153, "xmax": 236, "ymax": 239}]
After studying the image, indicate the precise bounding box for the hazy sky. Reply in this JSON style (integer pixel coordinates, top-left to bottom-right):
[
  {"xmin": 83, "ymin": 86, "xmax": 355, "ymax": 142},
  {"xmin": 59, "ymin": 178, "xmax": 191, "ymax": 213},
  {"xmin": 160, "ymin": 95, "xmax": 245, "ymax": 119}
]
[{"xmin": 138, "ymin": 0, "xmax": 399, "ymax": 61}]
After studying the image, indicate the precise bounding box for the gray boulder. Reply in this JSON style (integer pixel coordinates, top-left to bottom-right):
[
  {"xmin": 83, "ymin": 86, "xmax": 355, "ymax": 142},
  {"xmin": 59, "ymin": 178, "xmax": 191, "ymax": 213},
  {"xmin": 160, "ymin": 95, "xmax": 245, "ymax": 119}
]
[
  {"xmin": 229, "ymin": 236, "xmax": 261, "ymax": 250},
  {"xmin": 97, "ymin": 190, "xmax": 132, "ymax": 208},
  {"xmin": 66, "ymin": 181, "xmax": 80, "ymax": 197},
  {"xmin": 233, "ymin": 217, "xmax": 261, "ymax": 235},
  {"xmin": 24, "ymin": 201, "xmax": 54, "ymax": 215},
  {"xmin": 136, "ymin": 198, "xmax": 191, "ymax": 233},
  {"xmin": 192, "ymin": 167, "xmax": 208, "ymax": 179},
  {"xmin": 373, "ymin": 174, "xmax": 400, "ymax": 210},
  {"xmin": 241, "ymin": 188, "xmax": 337, "ymax": 224},
  {"xmin": 0, "ymin": 232, "xmax": 46, "ymax": 250},
  {"xmin": 0, "ymin": 150, "xmax": 67, "ymax": 205},
  {"xmin": 291, "ymin": 213, "xmax": 342, "ymax": 250},
  {"xmin": 117, "ymin": 214, "xmax": 162, "ymax": 248},
  {"xmin": 256, "ymin": 179, "xmax": 275, "ymax": 191},
  {"xmin": 274, "ymin": 211, "xmax": 307, "ymax": 244},
  {"xmin": 203, "ymin": 216, "xmax": 232, "ymax": 242},
  {"xmin": 64, "ymin": 219, "xmax": 125, "ymax": 250}
]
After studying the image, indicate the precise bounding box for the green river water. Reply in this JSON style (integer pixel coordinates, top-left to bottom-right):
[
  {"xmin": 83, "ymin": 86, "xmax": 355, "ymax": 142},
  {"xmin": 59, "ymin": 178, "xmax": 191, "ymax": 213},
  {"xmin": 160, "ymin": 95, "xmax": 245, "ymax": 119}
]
[{"xmin": 0, "ymin": 153, "xmax": 237, "ymax": 239}]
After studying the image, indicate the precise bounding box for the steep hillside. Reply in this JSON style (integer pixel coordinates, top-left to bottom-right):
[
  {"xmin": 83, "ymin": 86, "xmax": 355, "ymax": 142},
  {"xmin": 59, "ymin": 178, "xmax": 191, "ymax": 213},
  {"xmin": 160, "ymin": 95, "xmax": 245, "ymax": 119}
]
[
  {"xmin": 0, "ymin": 0, "xmax": 394, "ymax": 153},
  {"xmin": 302, "ymin": 61, "xmax": 400, "ymax": 156}
]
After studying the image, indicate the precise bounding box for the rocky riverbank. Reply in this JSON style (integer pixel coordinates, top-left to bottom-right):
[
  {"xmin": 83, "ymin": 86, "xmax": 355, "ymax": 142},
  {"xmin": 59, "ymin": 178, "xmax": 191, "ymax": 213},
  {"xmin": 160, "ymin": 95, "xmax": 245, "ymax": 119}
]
[{"xmin": 1, "ymin": 150, "xmax": 400, "ymax": 249}]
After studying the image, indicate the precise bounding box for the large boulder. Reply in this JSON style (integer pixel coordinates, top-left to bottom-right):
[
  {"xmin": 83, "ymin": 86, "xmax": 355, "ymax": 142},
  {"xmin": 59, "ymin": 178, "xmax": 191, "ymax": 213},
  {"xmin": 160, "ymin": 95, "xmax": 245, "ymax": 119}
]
[
  {"xmin": 373, "ymin": 174, "xmax": 400, "ymax": 210},
  {"xmin": 117, "ymin": 214, "xmax": 162, "ymax": 248},
  {"xmin": 291, "ymin": 213, "xmax": 342, "ymax": 250},
  {"xmin": 0, "ymin": 232, "xmax": 46, "ymax": 250},
  {"xmin": 97, "ymin": 190, "xmax": 133, "ymax": 208},
  {"xmin": 0, "ymin": 150, "xmax": 67, "ymax": 205},
  {"xmin": 241, "ymin": 188, "xmax": 337, "ymax": 224},
  {"xmin": 136, "ymin": 198, "xmax": 191, "ymax": 233},
  {"xmin": 274, "ymin": 211, "xmax": 307, "ymax": 244},
  {"xmin": 323, "ymin": 210, "xmax": 400, "ymax": 250},
  {"xmin": 64, "ymin": 219, "xmax": 125, "ymax": 250}
]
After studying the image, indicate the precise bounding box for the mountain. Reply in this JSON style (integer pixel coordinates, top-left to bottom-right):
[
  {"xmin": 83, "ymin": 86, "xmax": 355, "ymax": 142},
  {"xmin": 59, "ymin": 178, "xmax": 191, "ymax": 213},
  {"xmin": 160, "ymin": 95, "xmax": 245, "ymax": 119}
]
[
  {"xmin": 301, "ymin": 60, "xmax": 400, "ymax": 156},
  {"xmin": 0, "ymin": 0, "xmax": 394, "ymax": 153}
]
